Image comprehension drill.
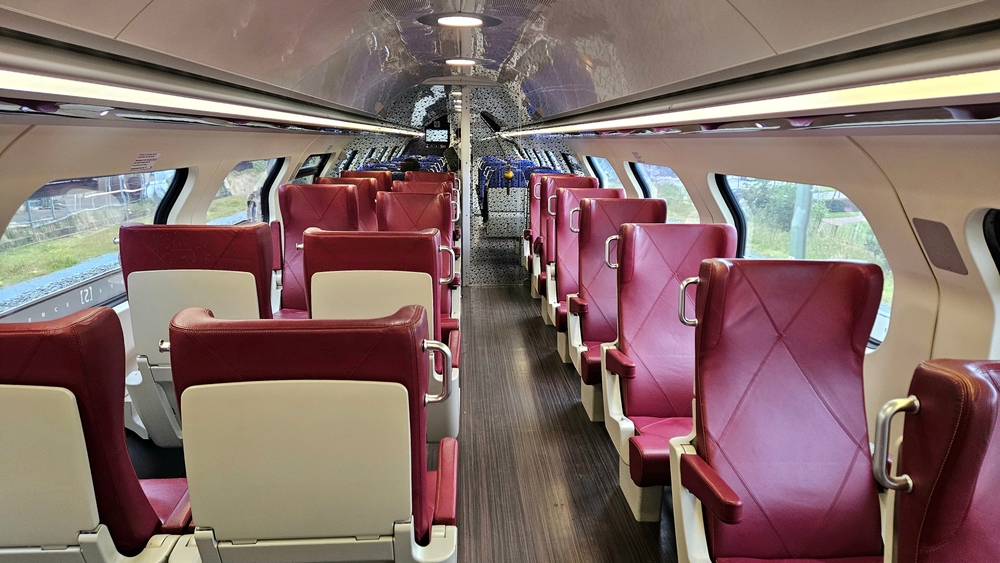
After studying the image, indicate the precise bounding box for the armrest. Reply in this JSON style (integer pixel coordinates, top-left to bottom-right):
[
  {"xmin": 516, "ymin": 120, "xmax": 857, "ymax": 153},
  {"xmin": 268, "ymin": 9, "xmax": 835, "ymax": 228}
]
[
  {"xmin": 569, "ymin": 296, "xmax": 588, "ymax": 315},
  {"xmin": 161, "ymin": 491, "xmax": 192, "ymax": 534},
  {"xmin": 534, "ymin": 238, "xmax": 545, "ymax": 256},
  {"xmin": 453, "ymin": 245, "xmax": 462, "ymax": 259},
  {"xmin": 523, "ymin": 229, "xmax": 532, "ymax": 241},
  {"xmin": 433, "ymin": 437, "xmax": 458, "ymax": 526},
  {"xmin": 680, "ymin": 454, "xmax": 742, "ymax": 525},
  {"xmin": 606, "ymin": 349, "xmax": 636, "ymax": 378},
  {"xmin": 453, "ymin": 228, "xmax": 461, "ymax": 242},
  {"xmin": 450, "ymin": 273, "xmax": 461, "ymax": 289},
  {"xmin": 448, "ymin": 329, "xmax": 461, "ymax": 369},
  {"xmin": 269, "ymin": 221, "xmax": 282, "ymax": 270}
]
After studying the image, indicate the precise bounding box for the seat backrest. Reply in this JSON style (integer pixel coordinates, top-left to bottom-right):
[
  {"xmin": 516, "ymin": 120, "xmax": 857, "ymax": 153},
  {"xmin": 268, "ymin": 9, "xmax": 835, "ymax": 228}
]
[
  {"xmin": 119, "ymin": 223, "xmax": 272, "ymax": 319},
  {"xmin": 529, "ymin": 173, "xmax": 572, "ymax": 244},
  {"xmin": 392, "ymin": 181, "xmax": 451, "ymax": 195},
  {"xmin": 342, "ymin": 170, "xmax": 392, "ymax": 193},
  {"xmin": 616, "ymin": 223, "xmax": 736, "ymax": 418},
  {"xmin": 168, "ymin": 306, "xmax": 435, "ymax": 545},
  {"xmin": 406, "ymin": 171, "xmax": 454, "ymax": 184},
  {"xmin": 302, "ymin": 229, "xmax": 443, "ymax": 342},
  {"xmin": 694, "ymin": 259, "xmax": 883, "ymax": 560},
  {"xmin": 543, "ymin": 176, "xmax": 598, "ymax": 264},
  {"xmin": 0, "ymin": 308, "xmax": 161, "ymax": 556},
  {"xmin": 277, "ymin": 183, "xmax": 359, "ymax": 311},
  {"xmin": 318, "ymin": 177, "xmax": 378, "ymax": 231},
  {"xmin": 895, "ymin": 359, "xmax": 1000, "ymax": 563},
  {"xmin": 376, "ymin": 192, "xmax": 455, "ymax": 317},
  {"xmin": 578, "ymin": 199, "xmax": 666, "ymax": 345},
  {"xmin": 554, "ymin": 188, "xmax": 623, "ymax": 303}
]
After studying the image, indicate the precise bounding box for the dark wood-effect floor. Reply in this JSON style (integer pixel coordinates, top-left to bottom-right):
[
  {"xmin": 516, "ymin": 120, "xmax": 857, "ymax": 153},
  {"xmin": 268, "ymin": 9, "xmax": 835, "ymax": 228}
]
[{"xmin": 458, "ymin": 285, "xmax": 678, "ymax": 563}]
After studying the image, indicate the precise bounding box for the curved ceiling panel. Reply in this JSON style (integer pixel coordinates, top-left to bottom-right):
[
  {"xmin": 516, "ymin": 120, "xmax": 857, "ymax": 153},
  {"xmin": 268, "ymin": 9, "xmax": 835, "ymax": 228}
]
[{"xmin": 0, "ymin": 0, "xmax": 991, "ymax": 124}]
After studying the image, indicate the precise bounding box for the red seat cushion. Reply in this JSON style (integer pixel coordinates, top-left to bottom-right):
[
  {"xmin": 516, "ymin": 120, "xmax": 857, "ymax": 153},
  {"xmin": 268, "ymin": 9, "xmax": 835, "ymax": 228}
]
[
  {"xmin": 440, "ymin": 316, "xmax": 459, "ymax": 342},
  {"xmin": 273, "ymin": 308, "xmax": 310, "ymax": 320},
  {"xmin": 140, "ymin": 478, "xmax": 189, "ymax": 532},
  {"xmin": 580, "ymin": 342, "xmax": 603, "ymax": 385},
  {"xmin": 628, "ymin": 417, "xmax": 693, "ymax": 486},
  {"xmin": 717, "ymin": 559, "xmax": 882, "ymax": 563}
]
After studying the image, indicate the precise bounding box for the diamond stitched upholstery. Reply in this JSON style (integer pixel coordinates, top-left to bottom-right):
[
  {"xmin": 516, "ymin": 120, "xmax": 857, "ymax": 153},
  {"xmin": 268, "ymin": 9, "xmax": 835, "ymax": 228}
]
[
  {"xmin": 895, "ymin": 359, "xmax": 1000, "ymax": 563},
  {"xmin": 119, "ymin": 223, "xmax": 274, "ymax": 319},
  {"xmin": 406, "ymin": 171, "xmax": 455, "ymax": 184},
  {"xmin": 168, "ymin": 306, "xmax": 438, "ymax": 546},
  {"xmin": 529, "ymin": 173, "xmax": 572, "ymax": 251},
  {"xmin": 392, "ymin": 181, "xmax": 452, "ymax": 195},
  {"xmin": 555, "ymin": 188, "xmax": 624, "ymax": 310},
  {"xmin": 318, "ymin": 177, "xmax": 378, "ymax": 231},
  {"xmin": 617, "ymin": 223, "xmax": 736, "ymax": 418},
  {"xmin": 377, "ymin": 192, "xmax": 455, "ymax": 318},
  {"xmin": 278, "ymin": 183, "xmax": 359, "ymax": 311},
  {"xmin": 342, "ymin": 170, "xmax": 392, "ymax": 194},
  {"xmin": 577, "ymin": 199, "xmax": 666, "ymax": 381},
  {"xmin": 0, "ymin": 308, "xmax": 182, "ymax": 556},
  {"xmin": 541, "ymin": 176, "xmax": 596, "ymax": 265},
  {"xmin": 694, "ymin": 259, "xmax": 883, "ymax": 561},
  {"xmin": 302, "ymin": 229, "xmax": 443, "ymax": 342}
]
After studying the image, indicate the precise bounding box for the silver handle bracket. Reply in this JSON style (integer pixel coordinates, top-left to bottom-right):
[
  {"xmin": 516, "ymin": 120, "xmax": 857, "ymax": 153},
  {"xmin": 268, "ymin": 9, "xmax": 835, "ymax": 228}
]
[
  {"xmin": 873, "ymin": 395, "xmax": 920, "ymax": 492},
  {"xmin": 423, "ymin": 340, "xmax": 453, "ymax": 405},
  {"xmin": 679, "ymin": 277, "xmax": 700, "ymax": 326}
]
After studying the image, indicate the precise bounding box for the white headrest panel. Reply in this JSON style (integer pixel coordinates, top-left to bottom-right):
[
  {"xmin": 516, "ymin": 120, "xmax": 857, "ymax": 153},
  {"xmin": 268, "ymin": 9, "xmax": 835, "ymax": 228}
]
[
  {"xmin": 182, "ymin": 380, "xmax": 412, "ymax": 542},
  {"xmin": 0, "ymin": 385, "xmax": 99, "ymax": 547},
  {"xmin": 128, "ymin": 269, "xmax": 260, "ymax": 364},
  {"xmin": 310, "ymin": 270, "xmax": 434, "ymax": 340}
]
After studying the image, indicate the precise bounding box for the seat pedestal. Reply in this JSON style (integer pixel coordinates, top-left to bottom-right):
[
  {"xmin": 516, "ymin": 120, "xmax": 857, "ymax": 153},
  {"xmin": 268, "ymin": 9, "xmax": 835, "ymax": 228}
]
[
  {"xmin": 620, "ymin": 458, "xmax": 662, "ymax": 522},
  {"xmin": 556, "ymin": 331, "xmax": 572, "ymax": 364},
  {"xmin": 580, "ymin": 380, "xmax": 603, "ymax": 423}
]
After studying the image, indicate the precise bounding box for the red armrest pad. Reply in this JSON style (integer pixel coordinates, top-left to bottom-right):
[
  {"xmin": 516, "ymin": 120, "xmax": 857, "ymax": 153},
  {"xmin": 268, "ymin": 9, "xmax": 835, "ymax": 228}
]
[
  {"xmin": 269, "ymin": 221, "xmax": 282, "ymax": 270},
  {"xmin": 453, "ymin": 229, "xmax": 461, "ymax": 242},
  {"xmin": 433, "ymin": 437, "xmax": 459, "ymax": 526},
  {"xmin": 534, "ymin": 238, "xmax": 544, "ymax": 256},
  {"xmin": 680, "ymin": 454, "xmax": 742, "ymax": 525},
  {"xmin": 450, "ymin": 273, "xmax": 461, "ymax": 289},
  {"xmin": 569, "ymin": 296, "xmax": 588, "ymax": 315},
  {"xmin": 606, "ymin": 349, "xmax": 636, "ymax": 378},
  {"xmin": 448, "ymin": 329, "xmax": 461, "ymax": 369},
  {"xmin": 162, "ymin": 491, "xmax": 192, "ymax": 534},
  {"xmin": 523, "ymin": 229, "xmax": 532, "ymax": 241},
  {"xmin": 453, "ymin": 245, "xmax": 461, "ymax": 259}
]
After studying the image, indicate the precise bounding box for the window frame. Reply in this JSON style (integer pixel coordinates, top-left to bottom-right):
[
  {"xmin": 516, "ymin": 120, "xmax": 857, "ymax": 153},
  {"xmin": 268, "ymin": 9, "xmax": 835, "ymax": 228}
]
[
  {"xmin": 293, "ymin": 153, "xmax": 332, "ymax": 185},
  {"xmin": 586, "ymin": 156, "xmax": 624, "ymax": 189},
  {"xmin": 258, "ymin": 158, "xmax": 287, "ymax": 224}
]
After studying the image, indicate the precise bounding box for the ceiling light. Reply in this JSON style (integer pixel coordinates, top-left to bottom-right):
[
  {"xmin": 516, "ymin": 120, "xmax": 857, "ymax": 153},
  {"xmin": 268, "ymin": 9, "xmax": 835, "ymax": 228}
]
[
  {"xmin": 446, "ymin": 59, "xmax": 476, "ymax": 67},
  {"xmin": 0, "ymin": 69, "xmax": 419, "ymax": 136},
  {"xmin": 438, "ymin": 15, "xmax": 483, "ymax": 27},
  {"xmin": 451, "ymin": 91, "xmax": 462, "ymax": 97},
  {"xmin": 504, "ymin": 68, "xmax": 1000, "ymax": 137}
]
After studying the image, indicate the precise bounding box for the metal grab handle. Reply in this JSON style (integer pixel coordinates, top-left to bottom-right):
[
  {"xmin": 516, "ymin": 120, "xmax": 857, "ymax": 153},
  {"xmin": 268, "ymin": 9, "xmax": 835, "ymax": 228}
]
[
  {"xmin": 547, "ymin": 195, "xmax": 557, "ymax": 216},
  {"xmin": 679, "ymin": 277, "xmax": 700, "ymax": 326},
  {"xmin": 569, "ymin": 208, "xmax": 581, "ymax": 233},
  {"xmin": 295, "ymin": 243, "xmax": 304, "ymax": 250},
  {"xmin": 451, "ymin": 200, "xmax": 460, "ymax": 222},
  {"xmin": 112, "ymin": 237, "xmax": 120, "ymax": 245},
  {"xmin": 424, "ymin": 340, "xmax": 453, "ymax": 405},
  {"xmin": 874, "ymin": 396, "xmax": 920, "ymax": 492},
  {"xmin": 533, "ymin": 182, "xmax": 542, "ymax": 200},
  {"xmin": 604, "ymin": 235, "xmax": 619, "ymax": 269},
  {"xmin": 439, "ymin": 245, "xmax": 457, "ymax": 284},
  {"xmin": 158, "ymin": 340, "xmax": 170, "ymax": 353}
]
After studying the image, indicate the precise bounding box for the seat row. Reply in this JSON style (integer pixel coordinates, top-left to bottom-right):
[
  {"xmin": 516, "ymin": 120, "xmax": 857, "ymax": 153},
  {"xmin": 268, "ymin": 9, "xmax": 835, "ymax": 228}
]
[
  {"xmin": 120, "ymin": 170, "xmax": 463, "ymax": 448},
  {"xmin": 525, "ymin": 172, "xmax": 1000, "ymax": 562},
  {"xmin": 0, "ymin": 305, "xmax": 458, "ymax": 563}
]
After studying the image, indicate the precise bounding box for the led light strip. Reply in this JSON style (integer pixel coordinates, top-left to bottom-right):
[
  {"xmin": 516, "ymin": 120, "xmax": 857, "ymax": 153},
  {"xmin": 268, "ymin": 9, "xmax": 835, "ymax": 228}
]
[
  {"xmin": 504, "ymin": 68, "xmax": 1000, "ymax": 136},
  {"xmin": 0, "ymin": 69, "xmax": 420, "ymax": 136}
]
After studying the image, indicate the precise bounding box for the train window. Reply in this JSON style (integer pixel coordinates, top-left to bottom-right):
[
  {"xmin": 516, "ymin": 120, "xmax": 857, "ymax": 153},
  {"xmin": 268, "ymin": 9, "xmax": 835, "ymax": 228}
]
[
  {"xmin": 333, "ymin": 149, "xmax": 358, "ymax": 175},
  {"xmin": 292, "ymin": 153, "xmax": 331, "ymax": 185},
  {"xmin": 721, "ymin": 174, "xmax": 892, "ymax": 344},
  {"xmin": 545, "ymin": 151, "xmax": 561, "ymax": 170},
  {"xmin": 587, "ymin": 156, "xmax": 624, "ymax": 189},
  {"xmin": 0, "ymin": 169, "xmax": 182, "ymax": 321},
  {"xmin": 562, "ymin": 153, "xmax": 585, "ymax": 174},
  {"xmin": 631, "ymin": 163, "xmax": 698, "ymax": 224},
  {"xmin": 208, "ymin": 158, "xmax": 281, "ymax": 225}
]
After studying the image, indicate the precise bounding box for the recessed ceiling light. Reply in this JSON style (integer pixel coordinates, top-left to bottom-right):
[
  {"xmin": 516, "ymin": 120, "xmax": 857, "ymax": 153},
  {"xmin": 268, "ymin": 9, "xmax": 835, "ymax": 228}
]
[
  {"xmin": 446, "ymin": 59, "xmax": 476, "ymax": 66},
  {"xmin": 438, "ymin": 15, "xmax": 482, "ymax": 27},
  {"xmin": 451, "ymin": 92, "xmax": 462, "ymax": 97}
]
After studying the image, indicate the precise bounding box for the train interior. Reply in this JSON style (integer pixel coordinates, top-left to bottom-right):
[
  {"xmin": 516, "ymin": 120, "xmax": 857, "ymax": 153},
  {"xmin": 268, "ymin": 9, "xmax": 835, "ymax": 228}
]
[{"xmin": 1, "ymin": 2, "xmax": 1000, "ymax": 562}]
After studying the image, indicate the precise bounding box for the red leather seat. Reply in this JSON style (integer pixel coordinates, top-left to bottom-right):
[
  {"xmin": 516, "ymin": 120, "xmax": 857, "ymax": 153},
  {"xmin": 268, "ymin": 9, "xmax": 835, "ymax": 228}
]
[
  {"xmin": 342, "ymin": 170, "xmax": 393, "ymax": 194},
  {"xmin": 539, "ymin": 176, "xmax": 598, "ymax": 322},
  {"xmin": 673, "ymin": 259, "xmax": 884, "ymax": 563},
  {"xmin": 548, "ymin": 187, "xmax": 623, "ymax": 344},
  {"xmin": 274, "ymin": 183, "xmax": 359, "ymax": 316},
  {"xmin": 406, "ymin": 171, "xmax": 455, "ymax": 184},
  {"xmin": 119, "ymin": 223, "xmax": 273, "ymax": 319},
  {"xmin": 377, "ymin": 192, "xmax": 460, "ymax": 330},
  {"xmin": 526, "ymin": 173, "xmax": 573, "ymax": 281},
  {"xmin": 890, "ymin": 360, "xmax": 1000, "ymax": 563},
  {"xmin": 569, "ymin": 199, "xmax": 666, "ymax": 385},
  {"xmin": 168, "ymin": 306, "xmax": 457, "ymax": 555},
  {"xmin": 318, "ymin": 177, "xmax": 378, "ymax": 231},
  {"xmin": 0, "ymin": 308, "xmax": 190, "ymax": 556},
  {"xmin": 392, "ymin": 181, "xmax": 452, "ymax": 195}
]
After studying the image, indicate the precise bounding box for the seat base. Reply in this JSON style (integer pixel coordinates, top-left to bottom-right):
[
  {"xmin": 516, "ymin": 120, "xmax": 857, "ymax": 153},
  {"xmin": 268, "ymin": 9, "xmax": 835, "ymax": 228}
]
[
  {"xmin": 619, "ymin": 457, "xmax": 662, "ymax": 522},
  {"xmin": 541, "ymin": 297, "xmax": 553, "ymax": 325},
  {"xmin": 581, "ymin": 379, "xmax": 604, "ymax": 422},
  {"xmin": 556, "ymin": 330, "xmax": 572, "ymax": 364}
]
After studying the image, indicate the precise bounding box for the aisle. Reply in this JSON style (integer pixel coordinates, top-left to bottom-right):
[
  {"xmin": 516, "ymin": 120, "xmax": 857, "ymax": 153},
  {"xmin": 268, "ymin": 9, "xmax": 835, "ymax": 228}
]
[{"xmin": 457, "ymin": 286, "xmax": 678, "ymax": 563}]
